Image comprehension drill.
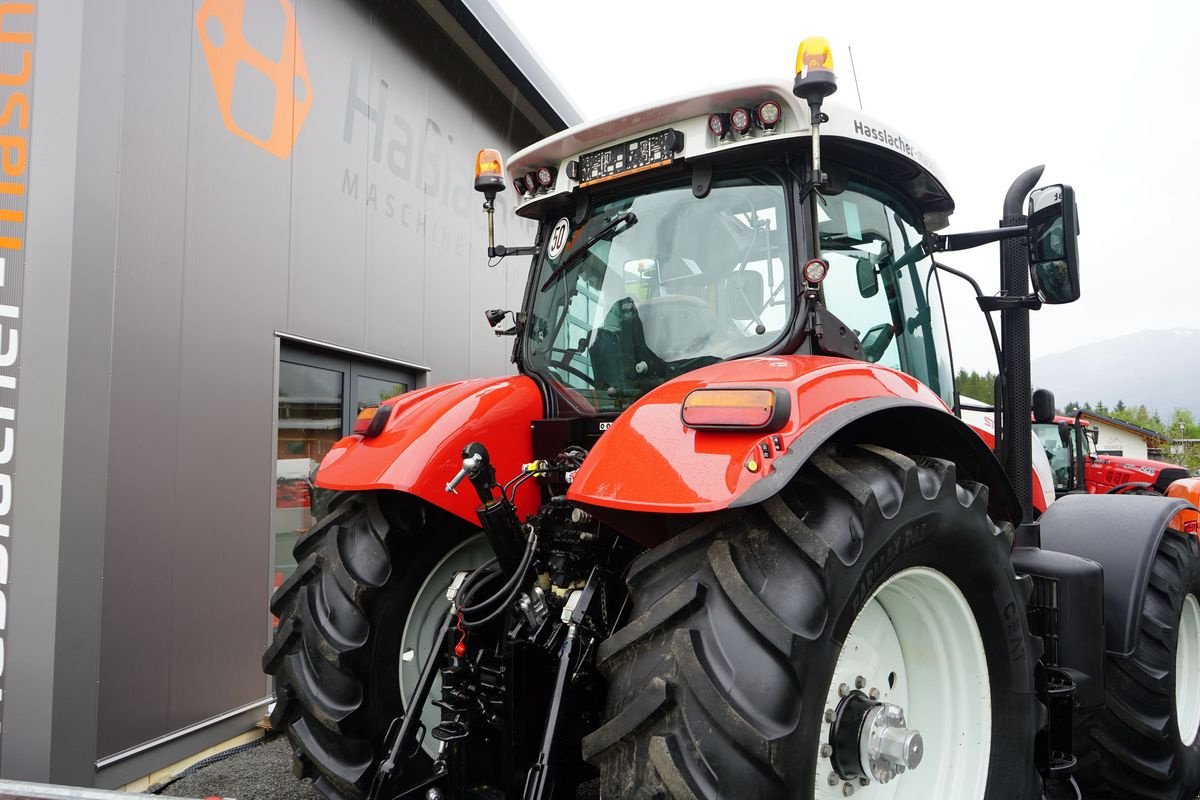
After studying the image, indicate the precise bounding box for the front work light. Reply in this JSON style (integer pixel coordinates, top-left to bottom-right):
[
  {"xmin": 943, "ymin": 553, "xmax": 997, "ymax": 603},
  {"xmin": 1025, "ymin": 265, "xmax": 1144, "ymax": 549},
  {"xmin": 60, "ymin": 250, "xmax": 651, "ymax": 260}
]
[
  {"xmin": 803, "ymin": 258, "xmax": 829, "ymax": 284},
  {"xmin": 474, "ymin": 148, "xmax": 506, "ymax": 197},
  {"xmin": 729, "ymin": 107, "xmax": 752, "ymax": 134},
  {"xmin": 756, "ymin": 100, "xmax": 781, "ymax": 130},
  {"xmin": 681, "ymin": 388, "xmax": 789, "ymax": 431},
  {"xmin": 536, "ymin": 166, "xmax": 556, "ymax": 189},
  {"xmin": 708, "ymin": 113, "xmax": 729, "ymax": 138}
]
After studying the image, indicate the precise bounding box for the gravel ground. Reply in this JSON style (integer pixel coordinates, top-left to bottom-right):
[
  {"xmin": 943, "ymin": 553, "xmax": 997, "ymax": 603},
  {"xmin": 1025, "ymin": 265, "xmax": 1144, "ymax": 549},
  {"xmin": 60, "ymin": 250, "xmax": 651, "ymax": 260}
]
[
  {"xmin": 156, "ymin": 735, "xmax": 322, "ymax": 800},
  {"xmin": 151, "ymin": 733, "xmax": 1197, "ymax": 799}
]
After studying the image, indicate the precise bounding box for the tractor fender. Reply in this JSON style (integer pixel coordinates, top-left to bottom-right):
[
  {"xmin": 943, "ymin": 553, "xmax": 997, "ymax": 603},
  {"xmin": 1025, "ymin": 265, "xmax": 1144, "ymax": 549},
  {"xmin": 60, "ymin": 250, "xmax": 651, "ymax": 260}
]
[
  {"xmin": 567, "ymin": 356, "xmax": 1021, "ymax": 538},
  {"xmin": 1166, "ymin": 477, "xmax": 1200, "ymax": 533},
  {"xmin": 1039, "ymin": 493, "xmax": 1194, "ymax": 657},
  {"xmin": 315, "ymin": 375, "xmax": 544, "ymax": 525}
]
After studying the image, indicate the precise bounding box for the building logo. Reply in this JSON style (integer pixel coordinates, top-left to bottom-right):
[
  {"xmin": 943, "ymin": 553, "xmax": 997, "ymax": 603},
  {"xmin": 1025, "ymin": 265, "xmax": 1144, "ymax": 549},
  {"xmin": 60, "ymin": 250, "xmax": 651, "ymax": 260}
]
[{"xmin": 196, "ymin": 0, "xmax": 312, "ymax": 159}]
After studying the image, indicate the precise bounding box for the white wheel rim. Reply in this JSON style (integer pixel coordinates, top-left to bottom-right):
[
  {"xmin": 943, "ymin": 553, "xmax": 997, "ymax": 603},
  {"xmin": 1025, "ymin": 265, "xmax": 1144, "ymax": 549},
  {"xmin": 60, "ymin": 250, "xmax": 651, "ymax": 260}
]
[
  {"xmin": 398, "ymin": 533, "xmax": 494, "ymax": 758},
  {"xmin": 1176, "ymin": 593, "xmax": 1200, "ymax": 746},
  {"xmin": 814, "ymin": 567, "xmax": 992, "ymax": 799}
]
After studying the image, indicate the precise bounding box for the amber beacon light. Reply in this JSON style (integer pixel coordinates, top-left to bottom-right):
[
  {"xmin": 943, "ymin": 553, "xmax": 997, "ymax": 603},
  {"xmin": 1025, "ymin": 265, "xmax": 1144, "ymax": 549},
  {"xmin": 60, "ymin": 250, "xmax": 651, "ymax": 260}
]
[{"xmin": 475, "ymin": 148, "xmax": 506, "ymax": 198}]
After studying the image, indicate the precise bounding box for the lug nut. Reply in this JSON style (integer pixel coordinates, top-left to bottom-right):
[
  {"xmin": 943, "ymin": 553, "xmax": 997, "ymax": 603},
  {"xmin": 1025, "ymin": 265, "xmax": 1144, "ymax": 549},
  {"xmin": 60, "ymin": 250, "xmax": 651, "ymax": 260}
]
[
  {"xmin": 838, "ymin": 683, "xmax": 849, "ymax": 697},
  {"xmin": 869, "ymin": 688, "xmax": 880, "ymax": 700},
  {"xmin": 859, "ymin": 778, "xmax": 870, "ymax": 787},
  {"xmin": 828, "ymin": 772, "xmax": 840, "ymax": 786},
  {"xmin": 825, "ymin": 708, "xmax": 836, "ymax": 723},
  {"xmin": 820, "ymin": 744, "xmax": 833, "ymax": 758},
  {"xmin": 842, "ymin": 784, "xmax": 855, "ymax": 797},
  {"xmin": 855, "ymin": 675, "xmax": 866, "ymax": 689}
]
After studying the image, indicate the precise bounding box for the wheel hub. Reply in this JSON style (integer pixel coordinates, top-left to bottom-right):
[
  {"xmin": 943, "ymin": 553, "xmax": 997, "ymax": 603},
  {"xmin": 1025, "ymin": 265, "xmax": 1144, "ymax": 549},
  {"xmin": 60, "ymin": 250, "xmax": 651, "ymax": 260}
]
[{"xmin": 831, "ymin": 690, "xmax": 923, "ymax": 784}]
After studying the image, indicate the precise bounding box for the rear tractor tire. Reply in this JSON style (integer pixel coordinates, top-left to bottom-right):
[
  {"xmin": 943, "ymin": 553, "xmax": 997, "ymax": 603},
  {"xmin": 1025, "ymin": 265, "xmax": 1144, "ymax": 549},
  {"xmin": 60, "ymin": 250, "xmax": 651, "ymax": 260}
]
[
  {"xmin": 584, "ymin": 443, "xmax": 1043, "ymax": 799},
  {"xmin": 1074, "ymin": 529, "xmax": 1200, "ymax": 799},
  {"xmin": 263, "ymin": 491, "xmax": 492, "ymax": 800}
]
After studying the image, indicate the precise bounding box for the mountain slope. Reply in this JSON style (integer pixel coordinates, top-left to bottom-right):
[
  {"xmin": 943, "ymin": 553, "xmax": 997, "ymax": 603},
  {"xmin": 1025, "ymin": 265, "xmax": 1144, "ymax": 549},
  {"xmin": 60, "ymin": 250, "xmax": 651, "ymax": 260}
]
[{"xmin": 1031, "ymin": 329, "xmax": 1200, "ymax": 419}]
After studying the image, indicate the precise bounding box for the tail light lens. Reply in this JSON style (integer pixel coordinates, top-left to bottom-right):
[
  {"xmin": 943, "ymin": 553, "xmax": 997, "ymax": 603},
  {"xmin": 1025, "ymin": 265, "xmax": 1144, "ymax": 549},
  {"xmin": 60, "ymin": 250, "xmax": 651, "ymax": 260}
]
[{"xmin": 681, "ymin": 388, "xmax": 789, "ymax": 431}]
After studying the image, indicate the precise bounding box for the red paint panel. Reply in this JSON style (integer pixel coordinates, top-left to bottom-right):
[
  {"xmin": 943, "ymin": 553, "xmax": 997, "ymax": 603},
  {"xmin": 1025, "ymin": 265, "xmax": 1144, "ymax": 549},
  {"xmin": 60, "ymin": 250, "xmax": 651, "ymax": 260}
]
[
  {"xmin": 567, "ymin": 356, "xmax": 946, "ymax": 513},
  {"xmin": 316, "ymin": 376, "xmax": 544, "ymax": 524}
]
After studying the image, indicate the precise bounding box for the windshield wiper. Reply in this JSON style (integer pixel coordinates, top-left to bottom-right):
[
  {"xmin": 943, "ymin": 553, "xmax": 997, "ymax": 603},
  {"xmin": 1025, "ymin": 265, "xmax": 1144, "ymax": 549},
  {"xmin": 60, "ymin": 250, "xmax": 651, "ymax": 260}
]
[{"xmin": 540, "ymin": 211, "xmax": 638, "ymax": 292}]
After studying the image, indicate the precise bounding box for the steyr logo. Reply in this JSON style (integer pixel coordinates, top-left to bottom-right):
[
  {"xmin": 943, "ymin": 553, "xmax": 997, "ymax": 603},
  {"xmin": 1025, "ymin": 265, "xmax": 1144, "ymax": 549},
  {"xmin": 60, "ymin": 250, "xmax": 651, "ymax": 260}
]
[{"xmin": 196, "ymin": 0, "xmax": 312, "ymax": 159}]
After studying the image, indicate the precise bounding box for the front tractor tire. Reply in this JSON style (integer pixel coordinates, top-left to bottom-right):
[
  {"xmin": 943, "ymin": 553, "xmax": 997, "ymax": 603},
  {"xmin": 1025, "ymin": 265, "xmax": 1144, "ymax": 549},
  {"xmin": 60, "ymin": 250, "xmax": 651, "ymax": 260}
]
[
  {"xmin": 263, "ymin": 492, "xmax": 491, "ymax": 800},
  {"xmin": 1074, "ymin": 530, "xmax": 1200, "ymax": 799},
  {"xmin": 585, "ymin": 444, "xmax": 1042, "ymax": 799}
]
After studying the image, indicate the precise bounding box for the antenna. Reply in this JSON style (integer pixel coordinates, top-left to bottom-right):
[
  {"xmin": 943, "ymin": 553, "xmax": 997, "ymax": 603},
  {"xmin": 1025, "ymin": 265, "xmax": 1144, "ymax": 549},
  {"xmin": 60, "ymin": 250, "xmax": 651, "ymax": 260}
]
[{"xmin": 848, "ymin": 44, "xmax": 864, "ymax": 110}]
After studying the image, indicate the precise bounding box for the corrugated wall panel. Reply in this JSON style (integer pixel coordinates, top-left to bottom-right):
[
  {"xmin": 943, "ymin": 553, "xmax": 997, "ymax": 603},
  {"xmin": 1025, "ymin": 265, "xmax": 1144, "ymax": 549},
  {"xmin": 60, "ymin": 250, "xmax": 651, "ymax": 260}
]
[
  {"xmin": 96, "ymin": 0, "xmax": 193, "ymax": 759},
  {"xmin": 95, "ymin": 0, "xmax": 545, "ymax": 760}
]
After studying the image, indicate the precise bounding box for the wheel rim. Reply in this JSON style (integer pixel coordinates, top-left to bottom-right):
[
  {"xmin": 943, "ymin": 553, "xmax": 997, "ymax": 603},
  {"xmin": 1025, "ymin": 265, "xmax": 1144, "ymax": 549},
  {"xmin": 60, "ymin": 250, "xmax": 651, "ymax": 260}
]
[
  {"xmin": 398, "ymin": 533, "xmax": 494, "ymax": 758},
  {"xmin": 814, "ymin": 567, "xmax": 992, "ymax": 799},
  {"xmin": 1176, "ymin": 593, "xmax": 1200, "ymax": 746}
]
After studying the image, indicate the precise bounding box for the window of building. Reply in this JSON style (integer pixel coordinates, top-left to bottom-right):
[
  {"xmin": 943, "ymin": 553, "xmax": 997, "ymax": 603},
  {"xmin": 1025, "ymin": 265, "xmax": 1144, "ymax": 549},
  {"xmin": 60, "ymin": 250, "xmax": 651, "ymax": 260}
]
[{"xmin": 271, "ymin": 342, "xmax": 418, "ymax": 629}]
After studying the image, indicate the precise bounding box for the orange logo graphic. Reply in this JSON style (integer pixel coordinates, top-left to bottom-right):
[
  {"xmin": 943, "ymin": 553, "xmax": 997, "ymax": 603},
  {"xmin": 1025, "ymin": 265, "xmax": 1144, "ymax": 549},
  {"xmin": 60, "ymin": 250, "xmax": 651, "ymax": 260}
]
[{"xmin": 196, "ymin": 0, "xmax": 312, "ymax": 159}]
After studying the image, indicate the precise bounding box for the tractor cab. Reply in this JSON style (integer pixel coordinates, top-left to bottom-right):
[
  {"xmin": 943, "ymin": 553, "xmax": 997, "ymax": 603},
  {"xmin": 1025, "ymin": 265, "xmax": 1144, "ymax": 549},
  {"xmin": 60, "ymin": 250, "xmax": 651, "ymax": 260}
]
[{"xmin": 477, "ymin": 41, "xmax": 964, "ymax": 424}]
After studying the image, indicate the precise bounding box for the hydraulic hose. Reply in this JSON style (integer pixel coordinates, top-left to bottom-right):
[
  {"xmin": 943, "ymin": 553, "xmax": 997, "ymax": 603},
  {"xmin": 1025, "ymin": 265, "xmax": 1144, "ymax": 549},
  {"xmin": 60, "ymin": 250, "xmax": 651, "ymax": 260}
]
[{"xmin": 460, "ymin": 534, "xmax": 536, "ymax": 622}]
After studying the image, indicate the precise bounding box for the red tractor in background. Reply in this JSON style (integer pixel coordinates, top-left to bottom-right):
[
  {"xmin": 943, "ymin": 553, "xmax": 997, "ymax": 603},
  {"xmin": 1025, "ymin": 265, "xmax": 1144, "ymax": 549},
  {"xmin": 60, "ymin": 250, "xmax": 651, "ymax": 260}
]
[
  {"xmin": 1035, "ymin": 411, "xmax": 1193, "ymax": 496},
  {"xmin": 264, "ymin": 36, "xmax": 1200, "ymax": 800}
]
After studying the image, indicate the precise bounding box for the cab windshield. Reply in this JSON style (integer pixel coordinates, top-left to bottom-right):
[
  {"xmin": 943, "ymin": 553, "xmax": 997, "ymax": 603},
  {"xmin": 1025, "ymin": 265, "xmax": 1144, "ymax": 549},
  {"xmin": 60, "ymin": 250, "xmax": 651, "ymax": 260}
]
[
  {"xmin": 525, "ymin": 171, "xmax": 793, "ymax": 411},
  {"xmin": 816, "ymin": 182, "xmax": 955, "ymax": 407}
]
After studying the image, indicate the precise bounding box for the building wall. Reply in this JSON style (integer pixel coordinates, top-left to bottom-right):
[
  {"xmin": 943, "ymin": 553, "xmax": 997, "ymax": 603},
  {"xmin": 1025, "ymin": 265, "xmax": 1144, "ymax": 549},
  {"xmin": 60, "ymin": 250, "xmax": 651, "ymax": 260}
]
[
  {"xmin": 4, "ymin": 0, "xmax": 556, "ymax": 785},
  {"xmin": 1090, "ymin": 421, "xmax": 1150, "ymax": 459}
]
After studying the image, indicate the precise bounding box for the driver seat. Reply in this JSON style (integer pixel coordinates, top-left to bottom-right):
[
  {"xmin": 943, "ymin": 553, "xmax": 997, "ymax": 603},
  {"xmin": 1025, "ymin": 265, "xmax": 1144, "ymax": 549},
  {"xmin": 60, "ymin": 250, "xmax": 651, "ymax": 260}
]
[{"xmin": 638, "ymin": 295, "xmax": 727, "ymax": 361}]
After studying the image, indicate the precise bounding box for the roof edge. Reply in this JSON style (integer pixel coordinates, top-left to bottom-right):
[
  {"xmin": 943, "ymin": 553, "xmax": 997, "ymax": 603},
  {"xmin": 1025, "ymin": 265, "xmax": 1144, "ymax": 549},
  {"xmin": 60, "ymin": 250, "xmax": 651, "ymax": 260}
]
[{"xmin": 425, "ymin": 0, "xmax": 583, "ymax": 134}]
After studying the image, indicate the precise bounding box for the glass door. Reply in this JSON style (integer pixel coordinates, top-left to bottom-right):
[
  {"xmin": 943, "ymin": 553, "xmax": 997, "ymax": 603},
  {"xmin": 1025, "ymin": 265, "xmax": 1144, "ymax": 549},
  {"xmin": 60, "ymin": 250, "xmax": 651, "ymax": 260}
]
[{"xmin": 271, "ymin": 342, "xmax": 416, "ymax": 629}]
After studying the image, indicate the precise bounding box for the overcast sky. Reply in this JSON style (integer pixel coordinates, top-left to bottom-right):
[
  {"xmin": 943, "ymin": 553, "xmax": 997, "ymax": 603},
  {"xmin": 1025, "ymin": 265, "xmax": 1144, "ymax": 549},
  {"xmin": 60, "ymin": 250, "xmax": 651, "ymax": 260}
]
[{"xmin": 493, "ymin": 0, "xmax": 1199, "ymax": 372}]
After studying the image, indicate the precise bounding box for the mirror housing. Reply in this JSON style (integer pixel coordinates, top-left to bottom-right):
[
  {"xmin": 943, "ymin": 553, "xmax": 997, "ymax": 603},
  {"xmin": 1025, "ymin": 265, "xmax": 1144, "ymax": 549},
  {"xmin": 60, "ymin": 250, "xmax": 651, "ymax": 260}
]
[
  {"xmin": 856, "ymin": 256, "xmax": 879, "ymax": 298},
  {"xmin": 861, "ymin": 322, "xmax": 894, "ymax": 363},
  {"xmin": 1027, "ymin": 184, "xmax": 1080, "ymax": 304},
  {"xmin": 1032, "ymin": 387, "xmax": 1056, "ymax": 423}
]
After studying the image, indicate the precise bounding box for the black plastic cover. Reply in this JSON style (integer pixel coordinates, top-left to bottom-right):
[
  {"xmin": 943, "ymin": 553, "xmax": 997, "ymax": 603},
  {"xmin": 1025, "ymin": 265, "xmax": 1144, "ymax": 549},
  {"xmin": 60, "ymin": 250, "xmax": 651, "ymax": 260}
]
[
  {"xmin": 1011, "ymin": 546, "xmax": 1105, "ymax": 710},
  {"xmin": 1039, "ymin": 493, "xmax": 1190, "ymax": 656}
]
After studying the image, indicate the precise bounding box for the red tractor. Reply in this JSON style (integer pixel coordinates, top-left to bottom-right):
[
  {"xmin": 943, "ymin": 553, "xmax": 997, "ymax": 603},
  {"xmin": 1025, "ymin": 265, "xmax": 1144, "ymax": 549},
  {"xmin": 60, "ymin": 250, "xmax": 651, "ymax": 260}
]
[
  {"xmin": 1035, "ymin": 411, "xmax": 1193, "ymax": 496},
  {"xmin": 264, "ymin": 37, "xmax": 1200, "ymax": 800}
]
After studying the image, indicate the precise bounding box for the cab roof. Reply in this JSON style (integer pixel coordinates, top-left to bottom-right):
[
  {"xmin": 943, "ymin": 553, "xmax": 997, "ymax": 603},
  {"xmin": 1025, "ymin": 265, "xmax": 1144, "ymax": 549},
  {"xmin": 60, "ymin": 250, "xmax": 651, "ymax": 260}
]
[{"xmin": 507, "ymin": 79, "xmax": 955, "ymax": 230}]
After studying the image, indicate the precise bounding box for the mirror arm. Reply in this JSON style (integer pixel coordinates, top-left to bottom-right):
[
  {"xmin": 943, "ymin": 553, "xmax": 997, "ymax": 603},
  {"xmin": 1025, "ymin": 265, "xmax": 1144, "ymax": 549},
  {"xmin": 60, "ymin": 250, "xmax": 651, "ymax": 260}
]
[
  {"xmin": 491, "ymin": 244, "xmax": 538, "ymax": 258},
  {"xmin": 977, "ymin": 293, "xmax": 1042, "ymax": 312},
  {"xmin": 927, "ymin": 225, "xmax": 1027, "ymax": 253}
]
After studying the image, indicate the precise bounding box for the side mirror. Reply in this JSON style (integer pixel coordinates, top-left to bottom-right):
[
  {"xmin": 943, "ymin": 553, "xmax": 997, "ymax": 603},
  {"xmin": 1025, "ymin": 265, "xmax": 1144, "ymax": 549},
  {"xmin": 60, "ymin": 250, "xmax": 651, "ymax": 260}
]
[
  {"xmin": 724, "ymin": 270, "xmax": 765, "ymax": 321},
  {"xmin": 861, "ymin": 323, "xmax": 894, "ymax": 363},
  {"xmin": 1027, "ymin": 184, "xmax": 1080, "ymax": 304},
  {"xmin": 856, "ymin": 257, "xmax": 879, "ymax": 298},
  {"xmin": 1032, "ymin": 387, "xmax": 1056, "ymax": 423}
]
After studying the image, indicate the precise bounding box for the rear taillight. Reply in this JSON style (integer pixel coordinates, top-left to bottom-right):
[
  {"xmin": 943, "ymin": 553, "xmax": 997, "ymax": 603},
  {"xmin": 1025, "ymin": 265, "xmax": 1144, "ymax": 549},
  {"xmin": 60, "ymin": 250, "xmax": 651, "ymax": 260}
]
[
  {"xmin": 354, "ymin": 404, "xmax": 392, "ymax": 437},
  {"xmin": 681, "ymin": 388, "xmax": 789, "ymax": 431}
]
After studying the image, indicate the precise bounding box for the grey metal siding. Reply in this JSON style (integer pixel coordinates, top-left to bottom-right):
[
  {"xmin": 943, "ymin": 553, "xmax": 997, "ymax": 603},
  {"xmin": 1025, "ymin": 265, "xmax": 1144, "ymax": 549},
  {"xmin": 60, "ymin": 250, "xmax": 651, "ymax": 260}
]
[{"xmin": 86, "ymin": 0, "xmax": 543, "ymax": 768}]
